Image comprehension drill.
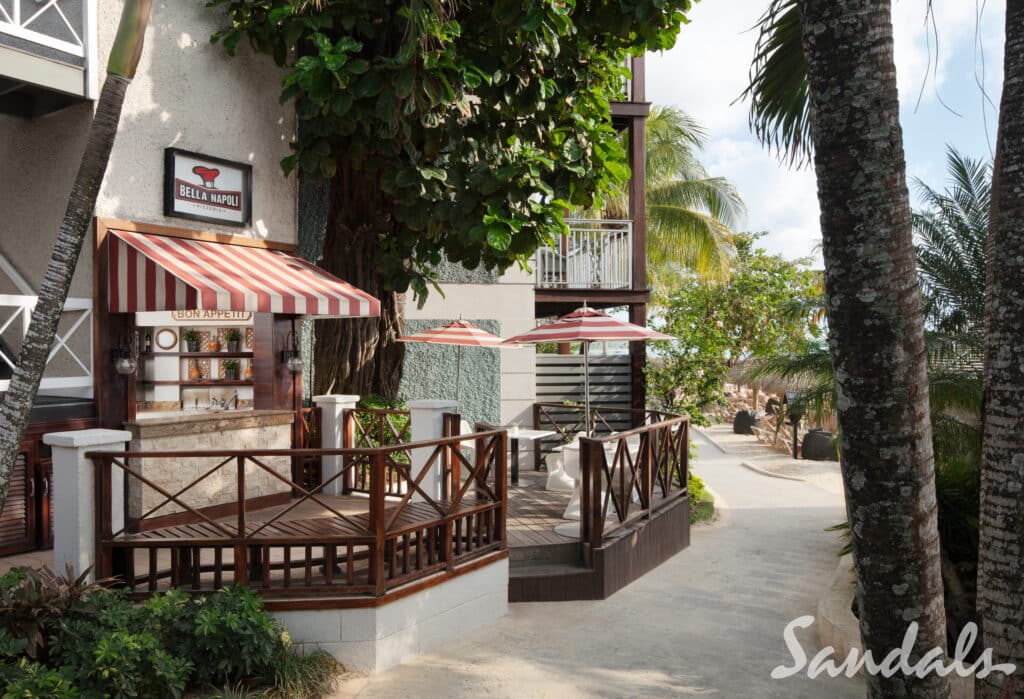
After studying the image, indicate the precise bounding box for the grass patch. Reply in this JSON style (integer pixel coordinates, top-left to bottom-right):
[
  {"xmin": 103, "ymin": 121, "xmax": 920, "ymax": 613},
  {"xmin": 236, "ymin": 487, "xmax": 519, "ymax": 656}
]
[{"xmin": 689, "ymin": 471, "xmax": 715, "ymax": 524}]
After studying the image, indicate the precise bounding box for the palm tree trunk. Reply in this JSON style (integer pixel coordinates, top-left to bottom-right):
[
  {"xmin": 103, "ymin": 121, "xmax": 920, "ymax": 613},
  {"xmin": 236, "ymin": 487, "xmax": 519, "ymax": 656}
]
[
  {"xmin": 0, "ymin": 0, "xmax": 152, "ymax": 513},
  {"xmin": 796, "ymin": 1, "xmax": 949, "ymax": 696},
  {"xmin": 977, "ymin": 3, "xmax": 1024, "ymax": 696}
]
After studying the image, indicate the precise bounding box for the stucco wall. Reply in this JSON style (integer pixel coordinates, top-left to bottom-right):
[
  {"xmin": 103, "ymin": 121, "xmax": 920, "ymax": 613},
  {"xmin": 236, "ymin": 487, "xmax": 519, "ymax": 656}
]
[
  {"xmin": 399, "ymin": 318, "xmax": 501, "ymax": 427},
  {"xmin": 0, "ymin": 0, "xmax": 297, "ymax": 298},
  {"xmin": 402, "ymin": 265, "xmax": 536, "ymax": 426}
]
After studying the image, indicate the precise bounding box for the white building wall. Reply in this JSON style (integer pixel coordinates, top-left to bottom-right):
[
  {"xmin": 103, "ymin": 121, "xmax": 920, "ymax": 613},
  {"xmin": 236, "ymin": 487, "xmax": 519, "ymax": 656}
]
[
  {"xmin": 404, "ymin": 265, "xmax": 537, "ymax": 426},
  {"xmin": 0, "ymin": 0, "xmax": 297, "ymax": 298}
]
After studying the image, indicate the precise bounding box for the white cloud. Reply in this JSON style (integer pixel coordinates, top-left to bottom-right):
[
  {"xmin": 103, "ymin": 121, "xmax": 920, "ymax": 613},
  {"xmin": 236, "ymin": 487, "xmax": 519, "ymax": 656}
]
[{"xmin": 646, "ymin": 0, "xmax": 1005, "ymax": 263}]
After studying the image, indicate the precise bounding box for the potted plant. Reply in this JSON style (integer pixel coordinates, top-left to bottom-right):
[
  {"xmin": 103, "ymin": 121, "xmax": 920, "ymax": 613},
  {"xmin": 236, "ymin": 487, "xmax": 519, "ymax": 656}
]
[
  {"xmin": 182, "ymin": 329, "xmax": 201, "ymax": 353},
  {"xmin": 222, "ymin": 359, "xmax": 239, "ymax": 381},
  {"xmin": 225, "ymin": 328, "xmax": 242, "ymax": 352}
]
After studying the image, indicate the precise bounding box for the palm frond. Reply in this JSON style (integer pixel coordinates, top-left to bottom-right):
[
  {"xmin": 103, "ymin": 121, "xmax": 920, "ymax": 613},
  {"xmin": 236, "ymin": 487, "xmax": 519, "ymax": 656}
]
[{"xmin": 738, "ymin": 0, "xmax": 811, "ymax": 168}]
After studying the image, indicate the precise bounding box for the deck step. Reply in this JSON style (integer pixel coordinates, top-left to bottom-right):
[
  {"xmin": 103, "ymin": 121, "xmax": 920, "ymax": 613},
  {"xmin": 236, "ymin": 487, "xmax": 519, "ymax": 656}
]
[
  {"xmin": 508, "ymin": 561, "xmax": 591, "ymax": 578},
  {"xmin": 508, "ymin": 540, "xmax": 581, "ymax": 566}
]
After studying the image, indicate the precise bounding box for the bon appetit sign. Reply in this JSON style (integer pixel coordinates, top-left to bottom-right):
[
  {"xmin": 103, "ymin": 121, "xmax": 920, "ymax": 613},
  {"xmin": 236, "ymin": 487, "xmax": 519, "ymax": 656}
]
[{"xmin": 164, "ymin": 148, "xmax": 252, "ymax": 227}]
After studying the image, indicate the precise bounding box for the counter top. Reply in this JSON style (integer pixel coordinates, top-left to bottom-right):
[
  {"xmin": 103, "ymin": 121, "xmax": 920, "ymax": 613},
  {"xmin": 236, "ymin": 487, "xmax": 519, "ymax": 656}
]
[{"xmin": 126, "ymin": 409, "xmax": 295, "ymax": 440}]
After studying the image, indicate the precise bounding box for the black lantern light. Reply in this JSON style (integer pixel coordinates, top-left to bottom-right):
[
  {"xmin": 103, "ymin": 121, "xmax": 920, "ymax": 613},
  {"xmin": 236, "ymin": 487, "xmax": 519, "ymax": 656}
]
[
  {"xmin": 112, "ymin": 332, "xmax": 139, "ymax": 376},
  {"xmin": 783, "ymin": 391, "xmax": 805, "ymax": 459},
  {"xmin": 281, "ymin": 320, "xmax": 303, "ymax": 375}
]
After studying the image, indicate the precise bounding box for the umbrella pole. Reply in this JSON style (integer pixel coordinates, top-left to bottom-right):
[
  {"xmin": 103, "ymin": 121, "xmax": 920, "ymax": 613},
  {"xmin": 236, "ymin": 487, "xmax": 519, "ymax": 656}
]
[
  {"xmin": 455, "ymin": 343, "xmax": 462, "ymax": 409},
  {"xmin": 584, "ymin": 340, "xmax": 592, "ymax": 437}
]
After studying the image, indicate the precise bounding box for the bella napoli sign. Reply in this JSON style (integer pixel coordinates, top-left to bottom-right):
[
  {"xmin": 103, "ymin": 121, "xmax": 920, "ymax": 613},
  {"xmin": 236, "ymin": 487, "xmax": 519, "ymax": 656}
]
[{"xmin": 164, "ymin": 148, "xmax": 252, "ymax": 227}]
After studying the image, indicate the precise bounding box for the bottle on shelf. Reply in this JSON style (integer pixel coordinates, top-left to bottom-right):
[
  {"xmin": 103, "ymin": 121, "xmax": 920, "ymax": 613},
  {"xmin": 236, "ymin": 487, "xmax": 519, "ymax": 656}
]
[{"xmin": 143, "ymin": 333, "xmax": 152, "ymax": 354}]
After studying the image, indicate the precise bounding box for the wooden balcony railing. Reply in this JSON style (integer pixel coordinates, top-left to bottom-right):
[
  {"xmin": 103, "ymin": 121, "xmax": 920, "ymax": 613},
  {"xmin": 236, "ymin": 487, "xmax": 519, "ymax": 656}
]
[
  {"xmin": 87, "ymin": 429, "xmax": 508, "ymax": 601},
  {"xmin": 535, "ymin": 219, "xmax": 633, "ymax": 290},
  {"xmin": 578, "ymin": 414, "xmax": 689, "ymax": 564}
]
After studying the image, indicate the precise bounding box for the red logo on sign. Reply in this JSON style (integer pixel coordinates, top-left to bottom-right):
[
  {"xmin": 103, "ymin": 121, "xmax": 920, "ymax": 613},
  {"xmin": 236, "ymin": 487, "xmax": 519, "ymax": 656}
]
[{"xmin": 192, "ymin": 166, "xmax": 220, "ymax": 188}]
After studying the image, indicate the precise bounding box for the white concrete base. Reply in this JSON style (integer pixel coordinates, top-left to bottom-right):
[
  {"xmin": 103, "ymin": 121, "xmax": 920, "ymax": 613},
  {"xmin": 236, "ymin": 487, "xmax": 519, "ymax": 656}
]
[{"xmin": 272, "ymin": 557, "xmax": 509, "ymax": 673}]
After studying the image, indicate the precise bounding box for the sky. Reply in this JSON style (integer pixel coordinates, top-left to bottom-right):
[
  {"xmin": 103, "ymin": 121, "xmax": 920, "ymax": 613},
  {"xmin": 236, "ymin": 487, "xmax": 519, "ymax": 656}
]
[{"xmin": 647, "ymin": 0, "xmax": 1006, "ymax": 265}]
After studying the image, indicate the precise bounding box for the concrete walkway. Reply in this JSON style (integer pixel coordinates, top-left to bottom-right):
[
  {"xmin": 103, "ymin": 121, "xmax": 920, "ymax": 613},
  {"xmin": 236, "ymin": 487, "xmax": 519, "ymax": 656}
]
[{"xmin": 345, "ymin": 425, "xmax": 863, "ymax": 698}]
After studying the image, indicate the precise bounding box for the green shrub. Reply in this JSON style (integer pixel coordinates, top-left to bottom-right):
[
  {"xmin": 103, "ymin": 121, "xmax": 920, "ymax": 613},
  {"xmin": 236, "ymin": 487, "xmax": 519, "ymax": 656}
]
[
  {"xmin": 50, "ymin": 588, "xmax": 191, "ymax": 698},
  {"xmin": 186, "ymin": 586, "xmax": 282, "ymax": 686},
  {"xmin": 1, "ymin": 658, "xmax": 78, "ymax": 698},
  {"xmin": 0, "ymin": 565, "xmax": 105, "ymax": 660},
  {"xmin": 0, "ymin": 573, "xmax": 340, "ymax": 699},
  {"xmin": 688, "ymin": 471, "xmax": 715, "ymax": 524}
]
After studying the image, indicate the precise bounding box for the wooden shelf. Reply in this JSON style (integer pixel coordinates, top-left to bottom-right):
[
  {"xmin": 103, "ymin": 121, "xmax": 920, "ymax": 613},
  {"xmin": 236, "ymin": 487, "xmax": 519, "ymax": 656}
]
[
  {"xmin": 139, "ymin": 380, "xmax": 254, "ymax": 387},
  {"xmin": 141, "ymin": 352, "xmax": 254, "ymax": 359}
]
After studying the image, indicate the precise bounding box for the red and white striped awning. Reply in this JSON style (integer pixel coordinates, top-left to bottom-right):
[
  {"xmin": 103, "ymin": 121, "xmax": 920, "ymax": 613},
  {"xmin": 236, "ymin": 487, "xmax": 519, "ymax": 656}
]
[
  {"xmin": 503, "ymin": 308, "xmax": 674, "ymax": 343},
  {"xmin": 107, "ymin": 231, "xmax": 380, "ymax": 317},
  {"xmin": 398, "ymin": 320, "xmax": 512, "ymax": 347}
]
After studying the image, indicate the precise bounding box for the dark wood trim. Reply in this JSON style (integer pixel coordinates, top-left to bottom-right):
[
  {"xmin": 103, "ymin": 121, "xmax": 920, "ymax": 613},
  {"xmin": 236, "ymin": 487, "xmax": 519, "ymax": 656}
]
[
  {"xmin": 139, "ymin": 380, "xmax": 254, "ymax": 387},
  {"xmin": 140, "ymin": 352, "xmax": 254, "ymax": 359},
  {"xmin": 610, "ymin": 102, "xmax": 651, "ymax": 119},
  {"xmin": 262, "ymin": 550, "xmax": 509, "ymax": 611},
  {"xmin": 94, "ymin": 217, "xmax": 297, "ymax": 252},
  {"xmin": 135, "ymin": 492, "xmax": 291, "ymax": 532},
  {"xmin": 629, "ymin": 303, "xmax": 648, "ymax": 420},
  {"xmin": 631, "ymin": 54, "xmax": 645, "ymax": 102},
  {"xmin": 508, "ymin": 496, "xmax": 689, "ymax": 603}
]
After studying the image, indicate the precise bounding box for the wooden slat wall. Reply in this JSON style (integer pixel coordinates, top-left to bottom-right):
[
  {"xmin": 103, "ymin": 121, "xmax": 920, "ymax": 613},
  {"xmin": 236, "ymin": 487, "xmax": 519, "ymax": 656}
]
[
  {"xmin": 0, "ymin": 444, "xmax": 34, "ymax": 556},
  {"xmin": 535, "ymin": 354, "xmax": 632, "ymax": 429}
]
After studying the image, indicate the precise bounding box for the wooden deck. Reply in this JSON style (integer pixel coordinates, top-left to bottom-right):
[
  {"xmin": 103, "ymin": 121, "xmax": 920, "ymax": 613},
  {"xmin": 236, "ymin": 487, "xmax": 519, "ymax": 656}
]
[{"xmin": 506, "ymin": 470, "xmax": 577, "ymax": 548}]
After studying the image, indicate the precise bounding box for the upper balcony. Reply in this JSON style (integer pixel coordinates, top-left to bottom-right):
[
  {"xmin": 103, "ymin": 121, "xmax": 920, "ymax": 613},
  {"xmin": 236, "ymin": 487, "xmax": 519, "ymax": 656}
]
[
  {"xmin": 0, "ymin": 0, "xmax": 95, "ymax": 118},
  {"xmin": 610, "ymin": 55, "xmax": 648, "ymax": 125},
  {"xmin": 533, "ymin": 218, "xmax": 648, "ymax": 315},
  {"xmin": 536, "ymin": 218, "xmax": 633, "ymax": 291}
]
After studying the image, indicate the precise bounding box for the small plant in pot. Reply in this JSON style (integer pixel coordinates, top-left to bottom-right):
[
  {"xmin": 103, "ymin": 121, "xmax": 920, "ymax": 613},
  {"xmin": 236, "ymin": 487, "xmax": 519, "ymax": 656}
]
[
  {"xmin": 225, "ymin": 327, "xmax": 242, "ymax": 352},
  {"xmin": 182, "ymin": 329, "xmax": 201, "ymax": 353},
  {"xmin": 222, "ymin": 359, "xmax": 240, "ymax": 381}
]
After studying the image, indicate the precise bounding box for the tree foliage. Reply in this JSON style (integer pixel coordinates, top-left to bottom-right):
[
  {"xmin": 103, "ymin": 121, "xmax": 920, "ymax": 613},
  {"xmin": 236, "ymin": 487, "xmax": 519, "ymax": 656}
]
[
  {"xmin": 209, "ymin": 0, "xmax": 695, "ymax": 299},
  {"xmin": 646, "ymin": 233, "xmax": 822, "ymax": 422}
]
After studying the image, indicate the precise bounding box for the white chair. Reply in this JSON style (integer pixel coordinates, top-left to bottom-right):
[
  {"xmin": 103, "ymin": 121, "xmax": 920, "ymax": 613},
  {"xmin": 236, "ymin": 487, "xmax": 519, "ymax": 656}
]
[{"xmin": 544, "ymin": 451, "xmax": 575, "ymax": 492}]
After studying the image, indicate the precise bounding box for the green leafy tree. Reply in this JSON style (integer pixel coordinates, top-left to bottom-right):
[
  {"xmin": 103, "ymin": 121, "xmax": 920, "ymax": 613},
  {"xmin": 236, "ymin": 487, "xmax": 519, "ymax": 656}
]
[
  {"xmin": 647, "ymin": 233, "xmax": 821, "ymax": 423},
  {"xmin": 601, "ymin": 106, "xmax": 745, "ymax": 291},
  {"xmin": 209, "ymin": 0, "xmax": 694, "ymax": 397}
]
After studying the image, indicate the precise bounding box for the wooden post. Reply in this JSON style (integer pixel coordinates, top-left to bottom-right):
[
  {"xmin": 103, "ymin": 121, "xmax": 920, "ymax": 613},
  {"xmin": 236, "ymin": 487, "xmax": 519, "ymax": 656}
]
[
  {"xmin": 94, "ymin": 456, "xmax": 112, "ymax": 580},
  {"xmin": 369, "ymin": 451, "xmax": 387, "ymax": 595},
  {"xmin": 495, "ymin": 431, "xmax": 508, "ymax": 549},
  {"xmin": 586, "ymin": 440, "xmax": 604, "ymax": 562},
  {"xmin": 341, "ymin": 408, "xmax": 355, "ymax": 493},
  {"xmin": 234, "ymin": 455, "xmax": 247, "ymax": 584}
]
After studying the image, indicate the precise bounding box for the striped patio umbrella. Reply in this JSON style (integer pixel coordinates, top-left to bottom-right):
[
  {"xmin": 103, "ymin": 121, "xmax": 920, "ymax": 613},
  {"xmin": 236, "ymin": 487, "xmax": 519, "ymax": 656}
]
[
  {"xmin": 503, "ymin": 308, "xmax": 674, "ymax": 435},
  {"xmin": 398, "ymin": 320, "xmax": 519, "ymax": 406}
]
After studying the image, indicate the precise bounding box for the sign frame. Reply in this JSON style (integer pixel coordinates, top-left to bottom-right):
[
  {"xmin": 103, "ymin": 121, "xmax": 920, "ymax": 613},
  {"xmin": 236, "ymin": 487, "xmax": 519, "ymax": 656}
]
[{"xmin": 163, "ymin": 148, "xmax": 252, "ymax": 228}]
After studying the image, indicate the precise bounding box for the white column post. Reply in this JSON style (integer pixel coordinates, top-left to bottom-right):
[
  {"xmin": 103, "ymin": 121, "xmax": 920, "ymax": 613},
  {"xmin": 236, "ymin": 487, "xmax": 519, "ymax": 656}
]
[
  {"xmin": 312, "ymin": 394, "xmax": 360, "ymax": 496},
  {"xmin": 408, "ymin": 399, "xmax": 458, "ymax": 501},
  {"xmin": 43, "ymin": 429, "xmax": 131, "ymax": 580}
]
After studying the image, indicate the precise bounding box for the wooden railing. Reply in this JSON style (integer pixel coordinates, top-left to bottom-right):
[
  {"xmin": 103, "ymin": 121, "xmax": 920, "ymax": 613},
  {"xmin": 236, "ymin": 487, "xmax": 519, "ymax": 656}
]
[
  {"xmin": 87, "ymin": 429, "xmax": 508, "ymax": 601},
  {"xmin": 296, "ymin": 406, "xmax": 322, "ymax": 491},
  {"xmin": 577, "ymin": 413, "xmax": 689, "ymax": 564},
  {"xmin": 342, "ymin": 408, "xmax": 411, "ymax": 496}
]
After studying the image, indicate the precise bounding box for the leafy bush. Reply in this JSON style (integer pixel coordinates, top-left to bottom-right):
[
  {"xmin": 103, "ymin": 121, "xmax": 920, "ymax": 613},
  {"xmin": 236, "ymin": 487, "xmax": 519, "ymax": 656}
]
[
  {"xmin": 1, "ymin": 658, "xmax": 78, "ymax": 698},
  {"xmin": 0, "ymin": 565, "xmax": 106, "ymax": 660},
  {"xmin": 0, "ymin": 573, "xmax": 340, "ymax": 698},
  {"xmin": 187, "ymin": 587, "xmax": 282, "ymax": 686},
  {"xmin": 688, "ymin": 472, "xmax": 715, "ymax": 524}
]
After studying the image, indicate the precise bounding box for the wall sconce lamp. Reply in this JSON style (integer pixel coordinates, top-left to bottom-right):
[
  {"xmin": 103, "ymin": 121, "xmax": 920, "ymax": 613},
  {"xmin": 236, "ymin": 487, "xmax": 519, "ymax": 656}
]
[
  {"xmin": 112, "ymin": 332, "xmax": 139, "ymax": 376},
  {"xmin": 281, "ymin": 320, "xmax": 303, "ymax": 375}
]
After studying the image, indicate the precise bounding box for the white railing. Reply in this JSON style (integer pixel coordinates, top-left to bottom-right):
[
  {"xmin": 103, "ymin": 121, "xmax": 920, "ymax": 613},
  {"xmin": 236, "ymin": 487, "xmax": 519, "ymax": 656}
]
[
  {"xmin": 0, "ymin": 0, "xmax": 90, "ymax": 58},
  {"xmin": 0, "ymin": 294, "xmax": 93, "ymax": 395},
  {"xmin": 535, "ymin": 219, "xmax": 633, "ymax": 290}
]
